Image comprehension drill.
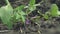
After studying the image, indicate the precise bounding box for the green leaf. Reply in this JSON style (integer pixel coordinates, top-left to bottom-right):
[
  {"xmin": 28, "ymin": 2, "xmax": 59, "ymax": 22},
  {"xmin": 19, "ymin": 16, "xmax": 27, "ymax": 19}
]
[
  {"xmin": 29, "ymin": 0, "xmax": 36, "ymax": 11},
  {"xmin": 16, "ymin": 13, "xmax": 20, "ymax": 19},
  {"xmin": 20, "ymin": 11, "xmax": 26, "ymax": 23},
  {"xmin": 43, "ymin": 14, "xmax": 49, "ymax": 19},
  {"xmin": 15, "ymin": 5, "xmax": 26, "ymax": 23},
  {"xmin": 29, "ymin": 0, "xmax": 35, "ymax": 5},
  {"xmin": 15, "ymin": 5, "xmax": 25, "ymax": 11},
  {"xmin": 0, "ymin": 2, "xmax": 13, "ymax": 29},
  {"xmin": 50, "ymin": 4, "xmax": 58, "ymax": 17}
]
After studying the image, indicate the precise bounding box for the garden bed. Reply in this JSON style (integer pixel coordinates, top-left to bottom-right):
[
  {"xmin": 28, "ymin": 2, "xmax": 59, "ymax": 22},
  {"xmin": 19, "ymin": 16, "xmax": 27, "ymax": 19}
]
[{"xmin": 0, "ymin": 0, "xmax": 60, "ymax": 34}]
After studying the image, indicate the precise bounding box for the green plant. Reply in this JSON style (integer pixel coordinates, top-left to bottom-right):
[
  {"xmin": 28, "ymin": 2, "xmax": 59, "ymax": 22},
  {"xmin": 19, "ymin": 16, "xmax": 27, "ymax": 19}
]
[
  {"xmin": 26, "ymin": 0, "xmax": 36, "ymax": 14},
  {"xmin": 50, "ymin": 4, "xmax": 60, "ymax": 17},
  {"xmin": 0, "ymin": 0, "xmax": 55, "ymax": 29},
  {"xmin": 0, "ymin": 0, "xmax": 13, "ymax": 29},
  {"xmin": 42, "ymin": 4, "xmax": 60, "ymax": 19},
  {"xmin": 0, "ymin": 0, "xmax": 36, "ymax": 29},
  {"xmin": 29, "ymin": 0, "xmax": 36, "ymax": 11},
  {"xmin": 14, "ymin": 5, "xmax": 26, "ymax": 23},
  {"xmin": 14, "ymin": 0, "xmax": 36, "ymax": 23}
]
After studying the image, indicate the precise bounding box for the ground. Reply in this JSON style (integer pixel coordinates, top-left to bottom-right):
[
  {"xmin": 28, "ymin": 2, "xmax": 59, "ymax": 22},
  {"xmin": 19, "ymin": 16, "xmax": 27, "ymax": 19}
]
[{"xmin": 0, "ymin": 0, "xmax": 60, "ymax": 34}]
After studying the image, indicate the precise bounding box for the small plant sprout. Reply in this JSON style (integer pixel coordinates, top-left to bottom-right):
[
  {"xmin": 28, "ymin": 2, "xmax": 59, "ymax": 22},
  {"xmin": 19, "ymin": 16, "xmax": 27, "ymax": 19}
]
[
  {"xmin": 26, "ymin": 0, "xmax": 36, "ymax": 14},
  {"xmin": 0, "ymin": 0, "xmax": 13, "ymax": 29},
  {"xmin": 29, "ymin": 0, "xmax": 36, "ymax": 11},
  {"xmin": 50, "ymin": 4, "xmax": 60, "ymax": 17},
  {"xmin": 14, "ymin": 5, "xmax": 26, "ymax": 23},
  {"xmin": 42, "ymin": 4, "xmax": 60, "ymax": 19}
]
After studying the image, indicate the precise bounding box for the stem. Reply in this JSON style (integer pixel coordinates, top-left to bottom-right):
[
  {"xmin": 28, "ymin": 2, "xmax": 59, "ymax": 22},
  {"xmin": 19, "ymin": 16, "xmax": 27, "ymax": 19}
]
[
  {"xmin": 0, "ymin": 30, "xmax": 11, "ymax": 32},
  {"xmin": 5, "ymin": 0, "xmax": 10, "ymax": 4},
  {"xmin": 24, "ymin": 0, "xmax": 43, "ymax": 8},
  {"xmin": 24, "ymin": 3, "xmax": 41, "ymax": 8}
]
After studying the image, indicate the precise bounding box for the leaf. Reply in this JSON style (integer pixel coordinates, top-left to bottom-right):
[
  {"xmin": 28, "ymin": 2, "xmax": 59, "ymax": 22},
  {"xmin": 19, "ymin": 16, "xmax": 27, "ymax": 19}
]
[
  {"xmin": 50, "ymin": 4, "xmax": 58, "ymax": 17},
  {"xmin": 29, "ymin": 0, "xmax": 36, "ymax": 11},
  {"xmin": 15, "ymin": 5, "xmax": 26, "ymax": 23},
  {"xmin": 20, "ymin": 11, "xmax": 26, "ymax": 23},
  {"xmin": 0, "ymin": 2, "xmax": 13, "ymax": 29},
  {"xmin": 43, "ymin": 14, "xmax": 49, "ymax": 19},
  {"xmin": 29, "ymin": 0, "xmax": 35, "ymax": 5},
  {"xmin": 15, "ymin": 5, "xmax": 25, "ymax": 11},
  {"xmin": 18, "ymin": 11, "xmax": 26, "ymax": 23},
  {"xmin": 16, "ymin": 13, "xmax": 20, "ymax": 19}
]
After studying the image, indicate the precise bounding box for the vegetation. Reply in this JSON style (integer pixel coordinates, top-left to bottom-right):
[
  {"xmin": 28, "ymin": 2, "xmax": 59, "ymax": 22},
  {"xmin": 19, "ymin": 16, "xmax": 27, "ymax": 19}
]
[{"xmin": 0, "ymin": 0, "xmax": 60, "ymax": 30}]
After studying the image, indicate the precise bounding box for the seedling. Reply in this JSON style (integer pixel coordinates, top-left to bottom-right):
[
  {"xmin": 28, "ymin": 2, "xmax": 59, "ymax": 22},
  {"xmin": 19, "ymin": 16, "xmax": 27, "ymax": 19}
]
[
  {"xmin": 43, "ymin": 4, "xmax": 60, "ymax": 19},
  {"xmin": 0, "ymin": 0, "xmax": 13, "ymax": 29},
  {"xmin": 50, "ymin": 4, "xmax": 60, "ymax": 17},
  {"xmin": 14, "ymin": 5, "xmax": 26, "ymax": 23}
]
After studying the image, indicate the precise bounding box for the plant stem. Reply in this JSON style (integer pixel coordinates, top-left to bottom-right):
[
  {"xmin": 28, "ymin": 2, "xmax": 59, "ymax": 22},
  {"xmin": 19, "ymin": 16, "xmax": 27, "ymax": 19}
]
[
  {"xmin": 24, "ymin": 0, "xmax": 43, "ymax": 8},
  {"xmin": 5, "ymin": 0, "xmax": 10, "ymax": 4},
  {"xmin": 24, "ymin": 3, "xmax": 41, "ymax": 8}
]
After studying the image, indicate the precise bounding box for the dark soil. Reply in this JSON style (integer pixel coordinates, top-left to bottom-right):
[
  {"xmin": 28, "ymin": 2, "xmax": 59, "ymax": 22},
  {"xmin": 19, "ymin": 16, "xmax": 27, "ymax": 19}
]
[{"xmin": 0, "ymin": 0, "xmax": 60, "ymax": 34}]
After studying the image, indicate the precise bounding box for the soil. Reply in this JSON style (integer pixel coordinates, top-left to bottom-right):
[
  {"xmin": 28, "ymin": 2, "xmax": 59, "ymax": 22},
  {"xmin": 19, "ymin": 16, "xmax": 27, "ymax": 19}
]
[{"xmin": 0, "ymin": 0, "xmax": 60, "ymax": 34}]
